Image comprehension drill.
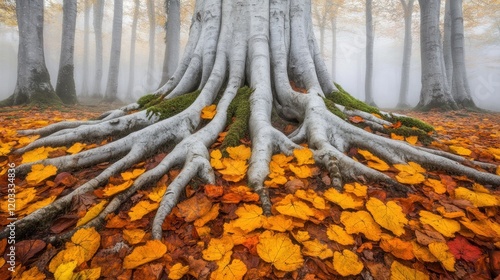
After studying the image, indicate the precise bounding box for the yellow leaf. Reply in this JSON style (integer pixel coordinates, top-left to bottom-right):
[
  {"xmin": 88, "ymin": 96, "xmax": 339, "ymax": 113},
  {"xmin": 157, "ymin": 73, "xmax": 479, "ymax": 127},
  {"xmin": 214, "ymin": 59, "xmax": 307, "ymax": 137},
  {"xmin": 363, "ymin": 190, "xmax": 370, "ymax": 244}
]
[
  {"xmin": 341, "ymin": 210, "xmax": 382, "ymax": 241},
  {"xmin": 460, "ymin": 218, "xmax": 500, "ymax": 238},
  {"xmin": 0, "ymin": 143, "xmax": 13, "ymax": 156},
  {"xmin": 224, "ymin": 222, "xmax": 249, "ymax": 245},
  {"xmin": 380, "ymin": 236, "xmax": 414, "ymax": 260},
  {"xmin": 326, "ymin": 224, "xmax": 355, "ymax": 245},
  {"xmin": 293, "ymin": 148, "xmax": 315, "ymax": 165},
  {"xmin": 19, "ymin": 195, "xmax": 57, "ymax": 216},
  {"xmin": 343, "ymin": 182, "xmax": 368, "ymax": 197},
  {"xmin": 394, "ymin": 162, "xmax": 425, "ymax": 173},
  {"xmin": 295, "ymin": 189, "xmax": 326, "ymax": 209},
  {"xmin": 102, "ymin": 180, "xmax": 133, "ymax": 197},
  {"xmin": 419, "ymin": 211, "xmax": 460, "ymax": 238},
  {"xmin": 121, "ymin": 168, "xmax": 145, "ymax": 180},
  {"xmin": 76, "ymin": 200, "xmax": 107, "ymax": 226},
  {"xmin": 209, "ymin": 253, "xmax": 247, "ymax": 280},
  {"xmin": 275, "ymin": 194, "xmax": 315, "ymax": 220},
  {"xmin": 391, "ymin": 133, "xmax": 405, "ymax": 141},
  {"xmin": 396, "ymin": 172, "xmax": 425, "ymax": 185},
  {"xmin": 366, "ymin": 198, "xmax": 408, "ymax": 236},
  {"xmin": 67, "ymin": 142, "xmax": 85, "ymax": 154},
  {"xmin": 128, "ymin": 200, "xmax": 159, "ymax": 221},
  {"xmin": 405, "ymin": 136, "xmax": 418, "ymax": 145},
  {"xmin": 210, "ymin": 149, "xmax": 225, "ymax": 169},
  {"xmin": 263, "ymin": 215, "xmax": 294, "ymax": 232},
  {"xmin": 288, "ymin": 164, "xmax": 313, "ymax": 179},
  {"xmin": 219, "ymin": 158, "xmax": 248, "ymax": 182},
  {"xmin": 449, "ymin": 145, "xmax": 472, "ymax": 156},
  {"xmin": 69, "ymin": 227, "xmax": 101, "ymax": 261},
  {"xmin": 194, "ymin": 203, "xmax": 220, "ymax": 227},
  {"xmin": 423, "ymin": 179, "xmax": 446, "ymax": 194},
  {"xmin": 1, "ymin": 188, "xmax": 36, "ymax": 212},
  {"xmin": 428, "ymin": 242, "xmax": 455, "ymax": 271},
  {"xmin": 26, "ymin": 164, "xmax": 58, "ymax": 185},
  {"xmin": 177, "ymin": 194, "xmax": 212, "ymax": 222},
  {"xmin": 436, "ymin": 206, "xmax": 465, "ymax": 219},
  {"xmin": 72, "ymin": 267, "xmax": 101, "ymax": 280},
  {"xmin": 454, "ymin": 187, "xmax": 499, "ymax": 207},
  {"xmin": 17, "ymin": 266, "xmax": 46, "ymax": 280},
  {"xmin": 302, "ymin": 239, "xmax": 333, "ymax": 259},
  {"xmin": 232, "ymin": 204, "xmax": 265, "ymax": 233},
  {"xmin": 169, "ymin": 263, "xmax": 190, "ymax": 280},
  {"xmin": 324, "ymin": 188, "xmax": 364, "ymax": 210},
  {"xmin": 22, "ymin": 146, "xmax": 55, "ymax": 163},
  {"xmin": 411, "ymin": 241, "xmax": 438, "ymax": 263},
  {"xmin": 292, "ymin": 231, "xmax": 311, "ymax": 243},
  {"xmin": 201, "ymin": 104, "xmax": 217, "ymax": 120},
  {"xmin": 226, "ymin": 145, "xmax": 251, "ymax": 161},
  {"xmin": 358, "ymin": 149, "xmax": 390, "ymax": 171},
  {"xmin": 333, "ymin": 250, "xmax": 363, "ymax": 276},
  {"xmin": 123, "ymin": 240, "xmax": 167, "ymax": 269},
  {"xmin": 148, "ymin": 183, "xmax": 167, "ymax": 202},
  {"xmin": 202, "ymin": 236, "xmax": 234, "ymax": 261},
  {"xmin": 390, "ymin": 260, "xmax": 429, "ymax": 280},
  {"xmin": 123, "ymin": 229, "xmax": 146, "ymax": 245},
  {"xmin": 54, "ymin": 261, "xmax": 77, "ymax": 280},
  {"xmin": 271, "ymin": 154, "xmax": 294, "ymax": 167},
  {"xmin": 257, "ymin": 230, "xmax": 303, "ymax": 272},
  {"xmin": 48, "ymin": 246, "xmax": 86, "ymax": 273}
]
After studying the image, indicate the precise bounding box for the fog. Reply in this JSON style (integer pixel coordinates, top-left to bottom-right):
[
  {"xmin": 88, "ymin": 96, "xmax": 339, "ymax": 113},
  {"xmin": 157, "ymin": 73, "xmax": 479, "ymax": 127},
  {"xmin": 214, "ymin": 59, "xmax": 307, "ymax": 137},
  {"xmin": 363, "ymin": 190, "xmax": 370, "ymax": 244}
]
[{"xmin": 0, "ymin": 1, "xmax": 499, "ymax": 110}]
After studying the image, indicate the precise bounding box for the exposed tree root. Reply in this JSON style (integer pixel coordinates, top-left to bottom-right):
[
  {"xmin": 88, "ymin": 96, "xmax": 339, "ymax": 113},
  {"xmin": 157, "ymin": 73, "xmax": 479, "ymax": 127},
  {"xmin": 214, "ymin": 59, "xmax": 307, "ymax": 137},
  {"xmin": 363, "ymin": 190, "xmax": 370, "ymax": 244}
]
[{"xmin": 2, "ymin": 0, "xmax": 499, "ymax": 243}]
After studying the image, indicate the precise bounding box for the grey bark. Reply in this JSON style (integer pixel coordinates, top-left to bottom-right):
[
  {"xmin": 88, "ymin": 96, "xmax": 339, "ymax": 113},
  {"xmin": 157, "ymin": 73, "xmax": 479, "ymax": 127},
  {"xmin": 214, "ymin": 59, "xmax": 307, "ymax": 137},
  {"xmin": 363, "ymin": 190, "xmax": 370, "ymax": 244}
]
[
  {"xmin": 159, "ymin": 0, "xmax": 181, "ymax": 86},
  {"xmin": 443, "ymin": 0, "xmax": 453, "ymax": 88},
  {"xmin": 104, "ymin": 0, "xmax": 123, "ymax": 102},
  {"xmin": 449, "ymin": 0, "xmax": 476, "ymax": 109},
  {"xmin": 331, "ymin": 16, "xmax": 337, "ymax": 81},
  {"xmin": 416, "ymin": 0, "xmax": 457, "ymax": 110},
  {"xmin": 55, "ymin": 0, "xmax": 78, "ymax": 104},
  {"xmin": 147, "ymin": 0, "xmax": 156, "ymax": 88},
  {"xmin": 81, "ymin": 0, "xmax": 91, "ymax": 97},
  {"xmin": 3, "ymin": 0, "xmax": 59, "ymax": 106},
  {"xmin": 397, "ymin": 0, "xmax": 415, "ymax": 108},
  {"xmin": 126, "ymin": 0, "xmax": 140, "ymax": 99},
  {"xmin": 92, "ymin": 0, "xmax": 105, "ymax": 97},
  {"xmin": 365, "ymin": 0, "xmax": 375, "ymax": 105}
]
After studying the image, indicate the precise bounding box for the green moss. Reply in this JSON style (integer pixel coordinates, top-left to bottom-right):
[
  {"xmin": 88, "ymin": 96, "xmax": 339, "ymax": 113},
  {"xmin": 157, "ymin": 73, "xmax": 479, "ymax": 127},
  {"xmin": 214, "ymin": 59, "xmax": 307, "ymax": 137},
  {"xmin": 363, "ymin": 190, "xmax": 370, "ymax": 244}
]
[
  {"xmin": 323, "ymin": 98, "xmax": 347, "ymax": 119},
  {"xmin": 146, "ymin": 90, "xmax": 201, "ymax": 120},
  {"xmin": 221, "ymin": 87, "xmax": 253, "ymax": 149},
  {"xmin": 390, "ymin": 115, "xmax": 434, "ymax": 133},
  {"xmin": 137, "ymin": 94, "xmax": 158, "ymax": 108},
  {"xmin": 386, "ymin": 127, "xmax": 434, "ymax": 145},
  {"xmin": 326, "ymin": 83, "xmax": 381, "ymax": 115}
]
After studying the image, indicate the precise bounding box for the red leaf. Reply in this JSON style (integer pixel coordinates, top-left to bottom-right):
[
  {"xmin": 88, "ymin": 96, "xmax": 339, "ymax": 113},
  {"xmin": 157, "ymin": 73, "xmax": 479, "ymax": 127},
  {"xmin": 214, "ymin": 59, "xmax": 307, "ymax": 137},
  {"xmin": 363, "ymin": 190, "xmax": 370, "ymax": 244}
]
[{"xmin": 447, "ymin": 235, "xmax": 482, "ymax": 262}]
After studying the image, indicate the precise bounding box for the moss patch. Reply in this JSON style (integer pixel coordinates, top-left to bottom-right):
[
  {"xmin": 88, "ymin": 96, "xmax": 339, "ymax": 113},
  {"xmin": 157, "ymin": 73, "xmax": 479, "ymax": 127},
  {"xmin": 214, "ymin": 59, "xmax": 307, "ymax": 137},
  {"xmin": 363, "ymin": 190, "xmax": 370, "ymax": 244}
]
[
  {"xmin": 221, "ymin": 87, "xmax": 252, "ymax": 149},
  {"xmin": 390, "ymin": 115, "xmax": 434, "ymax": 133},
  {"xmin": 137, "ymin": 94, "xmax": 159, "ymax": 108},
  {"xmin": 145, "ymin": 90, "xmax": 201, "ymax": 120},
  {"xmin": 323, "ymin": 98, "xmax": 347, "ymax": 119},
  {"xmin": 326, "ymin": 83, "xmax": 381, "ymax": 115}
]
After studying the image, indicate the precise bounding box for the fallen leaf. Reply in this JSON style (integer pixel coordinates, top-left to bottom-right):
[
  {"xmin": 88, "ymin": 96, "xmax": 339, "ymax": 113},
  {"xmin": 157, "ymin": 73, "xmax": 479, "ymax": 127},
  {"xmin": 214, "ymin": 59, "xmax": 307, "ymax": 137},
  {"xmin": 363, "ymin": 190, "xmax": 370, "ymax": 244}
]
[
  {"xmin": 121, "ymin": 168, "xmax": 145, "ymax": 180},
  {"xmin": 366, "ymin": 197, "xmax": 408, "ymax": 236},
  {"xmin": 358, "ymin": 149, "xmax": 390, "ymax": 171},
  {"xmin": 72, "ymin": 268, "xmax": 101, "ymax": 280},
  {"xmin": 419, "ymin": 211, "xmax": 460, "ymax": 237},
  {"xmin": 232, "ymin": 204, "xmax": 265, "ymax": 233},
  {"xmin": 201, "ymin": 104, "xmax": 217, "ymax": 120},
  {"xmin": 210, "ymin": 150, "xmax": 225, "ymax": 169},
  {"xmin": 449, "ymin": 145, "xmax": 472, "ymax": 156},
  {"xmin": 263, "ymin": 215, "xmax": 294, "ymax": 232},
  {"xmin": 391, "ymin": 133, "xmax": 405, "ymax": 141},
  {"xmin": 326, "ymin": 224, "xmax": 355, "ymax": 245},
  {"xmin": 341, "ymin": 210, "xmax": 382, "ymax": 241},
  {"xmin": 123, "ymin": 229, "xmax": 146, "ymax": 245},
  {"xmin": 194, "ymin": 203, "xmax": 220, "ymax": 227},
  {"xmin": 428, "ymin": 242, "xmax": 455, "ymax": 271},
  {"xmin": 123, "ymin": 240, "xmax": 167, "ymax": 269},
  {"xmin": 447, "ymin": 235, "xmax": 483, "ymax": 262},
  {"xmin": 333, "ymin": 250, "xmax": 364, "ymax": 276},
  {"xmin": 67, "ymin": 142, "xmax": 85, "ymax": 154},
  {"xmin": 324, "ymin": 188, "xmax": 364, "ymax": 210},
  {"xmin": 54, "ymin": 261, "xmax": 77, "ymax": 280},
  {"xmin": 177, "ymin": 194, "xmax": 212, "ymax": 222},
  {"xmin": 257, "ymin": 230, "xmax": 303, "ymax": 272},
  {"xmin": 77, "ymin": 200, "xmax": 107, "ymax": 226},
  {"xmin": 380, "ymin": 236, "xmax": 414, "ymax": 260},
  {"xmin": 349, "ymin": 115, "xmax": 365, "ymax": 123},
  {"xmin": 275, "ymin": 194, "xmax": 315, "ymax": 220},
  {"xmin": 390, "ymin": 260, "xmax": 429, "ymax": 280},
  {"xmin": 226, "ymin": 145, "xmax": 251, "ymax": 161},
  {"xmin": 168, "ymin": 263, "xmax": 190, "ymax": 280},
  {"xmin": 411, "ymin": 241, "xmax": 438, "ymax": 263},
  {"xmin": 288, "ymin": 164, "xmax": 313, "ymax": 179},
  {"xmin": 22, "ymin": 146, "xmax": 55, "ymax": 163},
  {"xmin": 102, "ymin": 180, "xmax": 133, "ymax": 197},
  {"xmin": 202, "ymin": 236, "xmax": 234, "ymax": 261},
  {"xmin": 128, "ymin": 200, "xmax": 159, "ymax": 221},
  {"xmin": 210, "ymin": 252, "xmax": 247, "ymax": 280},
  {"xmin": 343, "ymin": 182, "xmax": 368, "ymax": 197},
  {"xmin": 423, "ymin": 179, "xmax": 446, "ymax": 194},
  {"xmin": 26, "ymin": 164, "xmax": 58, "ymax": 185},
  {"xmin": 454, "ymin": 187, "xmax": 499, "ymax": 207},
  {"xmin": 302, "ymin": 239, "xmax": 333, "ymax": 259},
  {"xmin": 293, "ymin": 148, "xmax": 315, "ymax": 165},
  {"xmin": 405, "ymin": 136, "xmax": 418, "ymax": 145}
]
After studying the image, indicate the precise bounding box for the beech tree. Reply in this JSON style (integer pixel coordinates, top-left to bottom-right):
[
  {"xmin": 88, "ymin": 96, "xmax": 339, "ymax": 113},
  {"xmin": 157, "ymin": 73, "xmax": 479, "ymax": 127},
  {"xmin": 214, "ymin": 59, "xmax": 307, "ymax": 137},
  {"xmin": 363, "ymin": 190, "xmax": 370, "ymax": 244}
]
[
  {"xmin": 1, "ymin": 0, "xmax": 60, "ymax": 106},
  {"xmin": 81, "ymin": 0, "xmax": 91, "ymax": 97},
  {"xmin": 146, "ymin": 0, "xmax": 156, "ymax": 88},
  {"xmin": 160, "ymin": 0, "xmax": 181, "ymax": 86},
  {"xmin": 92, "ymin": 0, "xmax": 105, "ymax": 96},
  {"xmin": 365, "ymin": 0, "xmax": 376, "ymax": 106},
  {"xmin": 125, "ymin": 0, "xmax": 140, "ymax": 100},
  {"xmin": 396, "ymin": 0, "xmax": 415, "ymax": 108},
  {"xmin": 104, "ymin": 0, "xmax": 123, "ymax": 102},
  {"xmin": 3, "ymin": 0, "xmax": 500, "ymax": 241}
]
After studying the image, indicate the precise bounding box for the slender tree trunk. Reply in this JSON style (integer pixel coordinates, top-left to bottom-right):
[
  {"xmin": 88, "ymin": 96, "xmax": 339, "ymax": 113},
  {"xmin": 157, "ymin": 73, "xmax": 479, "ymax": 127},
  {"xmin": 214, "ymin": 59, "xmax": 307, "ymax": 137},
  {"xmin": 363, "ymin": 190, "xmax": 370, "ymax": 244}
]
[
  {"xmin": 104, "ymin": 0, "xmax": 123, "ymax": 102},
  {"xmin": 147, "ymin": 0, "xmax": 156, "ymax": 88},
  {"xmin": 319, "ymin": 25, "xmax": 325, "ymax": 57},
  {"xmin": 2, "ymin": 0, "xmax": 59, "ymax": 106},
  {"xmin": 331, "ymin": 16, "xmax": 337, "ymax": 81},
  {"xmin": 365, "ymin": 0, "xmax": 375, "ymax": 105},
  {"xmin": 81, "ymin": 0, "xmax": 90, "ymax": 97},
  {"xmin": 126, "ymin": 0, "xmax": 140, "ymax": 100},
  {"xmin": 93, "ymin": 0, "xmax": 105, "ymax": 97},
  {"xmin": 397, "ymin": 0, "xmax": 414, "ymax": 108},
  {"xmin": 416, "ymin": 0, "xmax": 457, "ymax": 110},
  {"xmin": 450, "ymin": 0, "xmax": 476, "ymax": 109},
  {"xmin": 159, "ymin": 0, "xmax": 181, "ymax": 86},
  {"xmin": 56, "ymin": 0, "xmax": 78, "ymax": 104},
  {"xmin": 443, "ymin": 0, "xmax": 453, "ymax": 87}
]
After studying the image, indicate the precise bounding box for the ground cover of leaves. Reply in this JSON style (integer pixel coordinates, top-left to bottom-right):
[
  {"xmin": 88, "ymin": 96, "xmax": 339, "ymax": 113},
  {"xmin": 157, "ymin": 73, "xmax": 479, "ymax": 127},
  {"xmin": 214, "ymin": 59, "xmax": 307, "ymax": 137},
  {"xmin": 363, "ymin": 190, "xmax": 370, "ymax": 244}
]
[{"xmin": 1, "ymin": 105, "xmax": 500, "ymax": 279}]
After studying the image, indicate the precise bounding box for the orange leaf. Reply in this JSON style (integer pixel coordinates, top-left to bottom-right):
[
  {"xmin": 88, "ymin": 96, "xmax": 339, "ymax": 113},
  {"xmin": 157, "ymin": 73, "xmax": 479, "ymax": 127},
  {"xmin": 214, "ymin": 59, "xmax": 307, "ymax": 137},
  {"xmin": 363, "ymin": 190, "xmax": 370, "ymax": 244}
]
[
  {"xmin": 380, "ymin": 236, "xmax": 414, "ymax": 260},
  {"xmin": 349, "ymin": 115, "xmax": 364, "ymax": 123},
  {"xmin": 391, "ymin": 133, "xmax": 405, "ymax": 141},
  {"xmin": 390, "ymin": 260, "xmax": 429, "ymax": 280},
  {"xmin": 405, "ymin": 136, "xmax": 418, "ymax": 145},
  {"xmin": 341, "ymin": 210, "xmax": 381, "ymax": 241},
  {"xmin": 257, "ymin": 230, "xmax": 303, "ymax": 272},
  {"xmin": 358, "ymin": 149, "xmax": 390, "ymax": 171},
  {"xmin": 202, "ymin": 235, "xmax": 234, "ymax": 261},
  {"xmin": 226, "ymin": 145, "xmax": 251, "ymax": 161},
  {"xmin": 123, "ymin": 240, "xmax": 167, "ymax": 269},
  {"xmin": 333, "ymin": 250, "xmax": 364, "ymax": 276},
  {"xmin": 275, "ymin": 194, "xmax": 315, "ymax": 220},
  {"xmin": 201, "ymin": 104, "xmax": 217, "ymax": 119},
  {"xmin": 177, "ymin": 194, "xmax": 212, "ymax": 222}
]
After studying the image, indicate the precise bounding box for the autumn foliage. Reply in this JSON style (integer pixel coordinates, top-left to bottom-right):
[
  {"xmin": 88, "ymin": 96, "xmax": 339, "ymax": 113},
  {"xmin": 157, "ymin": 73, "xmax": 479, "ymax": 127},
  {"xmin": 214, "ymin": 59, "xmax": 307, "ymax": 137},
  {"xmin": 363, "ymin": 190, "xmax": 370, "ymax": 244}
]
[{"xmin": 1, "ymin": 107, "xmax": 500, "ymax": 279}]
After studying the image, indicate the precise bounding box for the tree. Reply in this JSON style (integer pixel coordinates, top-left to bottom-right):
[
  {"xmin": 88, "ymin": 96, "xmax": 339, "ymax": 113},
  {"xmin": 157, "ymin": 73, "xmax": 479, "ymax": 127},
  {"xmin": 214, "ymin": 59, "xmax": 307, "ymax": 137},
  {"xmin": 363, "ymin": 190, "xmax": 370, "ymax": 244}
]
[
  {"xmin": 92, "ymin": 0, "xmax": 105, "ymax": 97},
  {"xmin": 365, "ymin": 0, "xmax": 376, "ymax": 106},
  {"xmin": 125, "ymin": 0, "xmax": 140, "ymax": 100},
  {"xmin": 1, "ymin": 0, "xmax": 60, "ymax": 106},
  {"xmin": 396, "ymin": 0, "xmax": 415, "ymax": 108},
  {"xmin": 4, "ymin": 0, "xmax": 499, "ymax": 242},
  {"xmin": 80, "ymin": 0, "xmax": 91, "ymax": 97},
  {"xmin": 55, "ymin": 0, "xmax": 78, "ymax": 105},
  {"xmin": 146, "ymin": 0, "xmax": 156, "ymax": 89},
  {"xmin": 104, "ymin": 0, "xmax": 123, "ymax": 102},
  {"xmin": 416, "ymin": 0, "xmax": 457, "ymax": 110},
  {"xmin": 159, "ymin": 0, "xmax": 181, "ymax": 86}
]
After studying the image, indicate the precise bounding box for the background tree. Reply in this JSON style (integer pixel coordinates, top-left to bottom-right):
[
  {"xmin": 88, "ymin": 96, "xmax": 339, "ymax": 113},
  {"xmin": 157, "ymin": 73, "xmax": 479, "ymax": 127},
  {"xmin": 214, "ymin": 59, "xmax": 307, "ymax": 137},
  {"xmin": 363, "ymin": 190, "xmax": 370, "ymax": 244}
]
[
  {"xmin": 396, "ymin": 0, "xmax": 416, "ymax": 108},
  {"xmin": 80, "ymin": 0, "xmax": 91, "ymax": 97},
  {"xmin": 92, "ymin": 0, "xmax": 105, "ymax": 97},
  {"xmin": 159, "ymin": 0, "xmax": 181, "ymax": 86},
  {"xmin": 1, "ymin": 0, "xmax": 60, "ymax": 106},
  {"xmin": 365, "ymin": 0, "xmax": 375, "ymax": 106},
  {"xmin": 125, "ymin": 0, "xmax": 141, "ymax": 100},
  {"xmin": 146, "ymin": 0, "xmax": 156, "ymax": 89},
  {"xmin": 55, "ymin": 0, "xmax": 78, "ymax": 104},
  {"xmin": 104, "ymin": 0, "xmax": 123, "ymax": 102}
]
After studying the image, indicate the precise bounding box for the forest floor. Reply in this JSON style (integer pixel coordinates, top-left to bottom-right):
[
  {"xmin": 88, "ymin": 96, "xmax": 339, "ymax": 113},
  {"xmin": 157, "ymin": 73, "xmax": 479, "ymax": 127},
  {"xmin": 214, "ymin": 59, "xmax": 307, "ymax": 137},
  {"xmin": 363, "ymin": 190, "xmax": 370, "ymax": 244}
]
[{"xmin": 1, "ymin": 104, "xmax": 500, "ymax": 279}]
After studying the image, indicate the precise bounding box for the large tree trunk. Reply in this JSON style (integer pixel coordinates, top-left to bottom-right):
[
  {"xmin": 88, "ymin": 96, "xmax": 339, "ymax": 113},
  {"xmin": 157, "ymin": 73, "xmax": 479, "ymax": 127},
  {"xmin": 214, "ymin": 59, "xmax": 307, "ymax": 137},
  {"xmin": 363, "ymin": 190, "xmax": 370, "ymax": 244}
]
[
  {"xmin": 397, "ymin": 0, "xmax": 415, "ymax": 108},
  {"xmin": 443, "ymin": 0, "xmax": 453, "ymax": 88},
  {"xmin": 449, "ymin": 0, "xmax": 477, "ymax": 109},
  {"xmin": 365, "ymin": 0, "xmax": 375, "ymax": 106},
  {"xmin": 55, "ymin": 0, "xmax": 78, "ymax": 105},
  {"xmin": 81, "ymin": 0, "xmax": 91, "ymax": 97},
  {"xmin": 159, "ymin": 0, "xmax": 181, "ymax": 87},
  {"xmin": 147, "ymin": 0, "xmax": 156, "ymax": 89},
  {"xmin": 6, "ymin": 0, "xmax": 500, "ymax": 243},
  {"xmin": 331, "ymin": 16, "xmax": 337, "ymax": 81},
  {"xmin": 125, "ymin": 0, "xmax": 140, "ymax": 100},
  {"xmin": 416, "ymin": 0, "xmax": 457, "ymax": 110},
  {"xmin": 92, "ymin": 0, "xmax": 105, "ymax": 97},
  {"xmin": 104, "ymin": 0, "xmax": 123, "ymax": 102},
  {"xmin": 1, "ymin": 0, "xmax": 60, "ymax": 106}
]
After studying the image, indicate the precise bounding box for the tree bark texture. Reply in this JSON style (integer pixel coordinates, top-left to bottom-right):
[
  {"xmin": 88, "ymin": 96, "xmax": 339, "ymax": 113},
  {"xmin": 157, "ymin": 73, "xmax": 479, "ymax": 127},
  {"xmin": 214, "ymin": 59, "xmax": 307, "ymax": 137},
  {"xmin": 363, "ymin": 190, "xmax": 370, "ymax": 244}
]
[
  {"xmin": 126, "ymin": 0, "xmax": 140, "ymax": 99},
  {"xmin": 160, "ymin": 0, "xmax": 181, "ymax": 86},
  {"xmin": 147, "ymin": 0, "xmax": 156, "ymax": 89},
  {"xmin": 104, "ymin": 0, "xmax": 123, "ymax": 102},
  {"xmin": 81, "ymin": 0, "xmax": 91, "ymax": 97},
  {"xmin": 92, "ymin": 0, "xmax": 105, "ymax": 96},
  {"xmin": 397, "ymin": 0, "xmax": 414, "ymax": 108}
]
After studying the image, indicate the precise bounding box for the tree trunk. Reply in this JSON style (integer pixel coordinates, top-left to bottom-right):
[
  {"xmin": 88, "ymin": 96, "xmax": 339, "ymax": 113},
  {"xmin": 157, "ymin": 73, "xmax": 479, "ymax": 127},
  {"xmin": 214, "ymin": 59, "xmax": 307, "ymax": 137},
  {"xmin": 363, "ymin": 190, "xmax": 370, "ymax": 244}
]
[
  {"xmin": 92, "ymin": 0, "xmax": 105, "ymax": 97},
  {"xmin": 331, "ymin": 16, "xmax": 337, "ymax": 81},
  {"xmin": 1, "ymin": 0, "xmax": 60, "ymax": 106},
  {"xmin": 443, "ymin": 0, "xmax": 453, "ymax": 88},
  {"xmin": 125, "ymin": 0, "xmax": 140, "ymax": 100},
  {"xmin": 416, "ymin": 0, "xmax": 457, "ymax": 111},
  {"xmin": 7, "ymin": 0, "xmax": 500, "ymax": 243},
  {"xmin": 147, "ymin": 0, "xmax": 156, "ymax": 89},
  {"xmin": 104, "ymin": 0, "xmax": 123, "ymax": 102},
  {"xmin": 81, "ymin": 0, "xmax": 91, "ymax": 97},
  {"xmin": 55, "ymin": 0, "xmax": 78, "ymax": 105},
  {"xmin": 397, "ymin": 0, "xmax": 414, "ymax": 108},
  {"xmin": 319, "ymin": 25, "xmax": 325, "ymax": 57},
  {"xmin": 449, "ymin": 0, "xmax": 477, "ymax": 109},
  {"xmin": 160, "ymin": 0, "xmax": 181, "ymax": 87},
  {"xmin": 365, "ymin": 0, "xmax": 375, "ymax": 106}
]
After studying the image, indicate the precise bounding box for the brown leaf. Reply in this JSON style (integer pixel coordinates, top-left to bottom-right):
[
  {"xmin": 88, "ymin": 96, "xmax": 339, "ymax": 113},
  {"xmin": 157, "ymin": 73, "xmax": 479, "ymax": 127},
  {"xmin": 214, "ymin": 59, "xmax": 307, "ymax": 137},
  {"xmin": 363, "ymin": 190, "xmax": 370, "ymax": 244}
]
[{"xmin": 16, "ymin": 239, "xmax": 46, "ymax": 264}]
